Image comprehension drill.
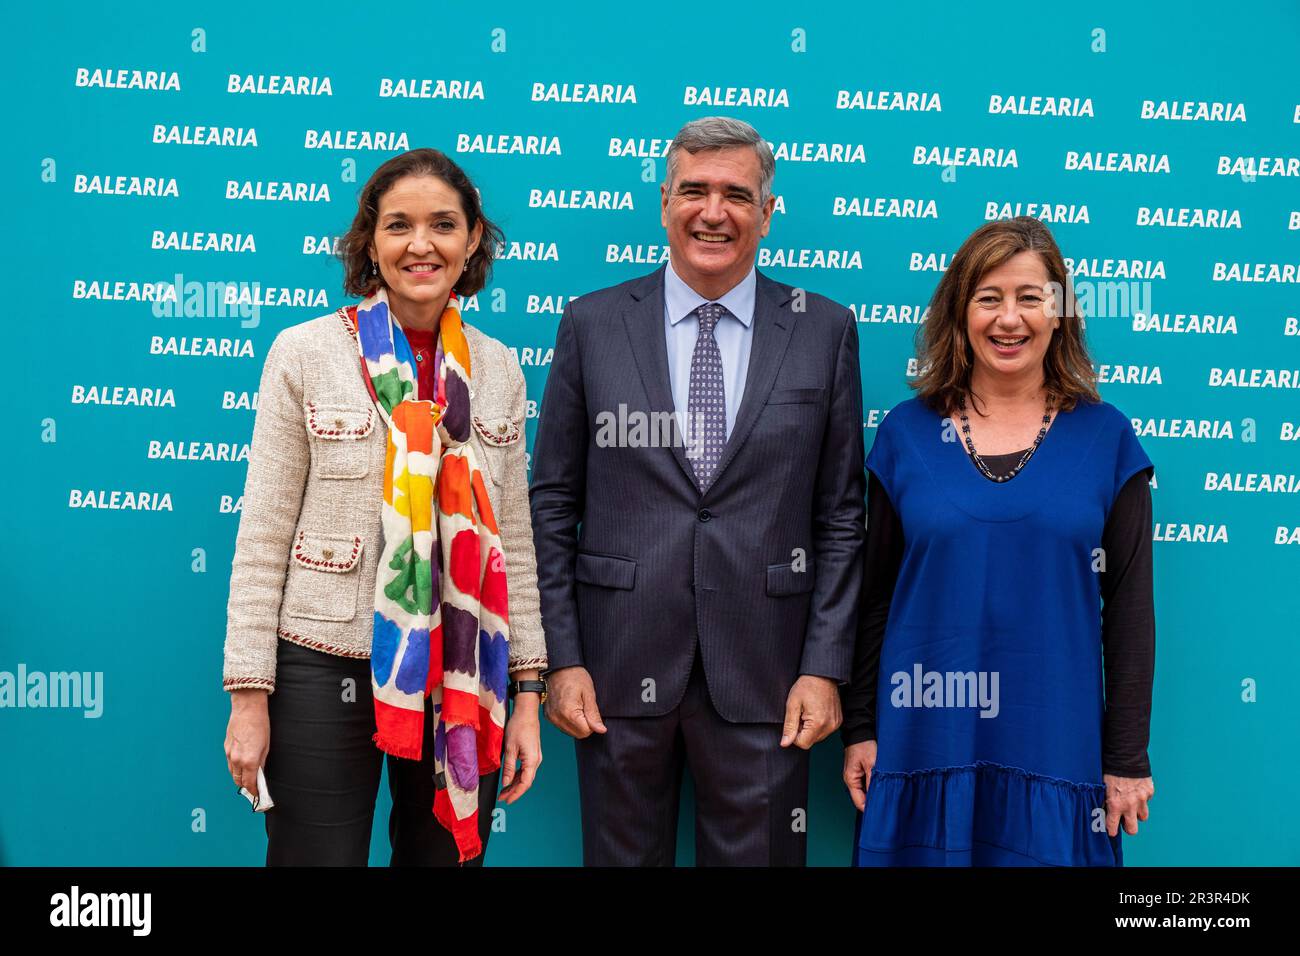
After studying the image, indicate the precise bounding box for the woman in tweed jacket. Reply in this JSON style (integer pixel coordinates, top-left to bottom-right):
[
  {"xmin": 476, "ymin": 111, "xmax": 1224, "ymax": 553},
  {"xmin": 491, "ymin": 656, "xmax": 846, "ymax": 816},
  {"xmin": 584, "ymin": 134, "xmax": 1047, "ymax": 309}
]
[{"xmin": 222, "ymin": 149, "xmax": 547, "ymax": 865}]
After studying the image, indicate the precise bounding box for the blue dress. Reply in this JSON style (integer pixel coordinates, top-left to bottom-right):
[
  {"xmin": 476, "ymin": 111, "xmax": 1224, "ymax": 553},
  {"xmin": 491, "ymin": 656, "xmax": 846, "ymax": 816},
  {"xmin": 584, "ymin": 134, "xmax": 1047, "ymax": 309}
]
[{"xmin": 854, "ymin": 397, "xmax": 1153, "ymax": 867}]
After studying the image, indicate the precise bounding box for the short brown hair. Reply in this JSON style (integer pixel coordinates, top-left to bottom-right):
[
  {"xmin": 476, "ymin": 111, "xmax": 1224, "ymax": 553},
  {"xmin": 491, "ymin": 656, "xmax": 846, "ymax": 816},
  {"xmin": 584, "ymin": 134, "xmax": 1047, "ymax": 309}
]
[
  {"xmin": 912, "ymin": 216, "xmax": 1099, "ymax": 416},
  {"xmin": 337, "ymin": 148, "xmax": 504, "ymax": 299}
]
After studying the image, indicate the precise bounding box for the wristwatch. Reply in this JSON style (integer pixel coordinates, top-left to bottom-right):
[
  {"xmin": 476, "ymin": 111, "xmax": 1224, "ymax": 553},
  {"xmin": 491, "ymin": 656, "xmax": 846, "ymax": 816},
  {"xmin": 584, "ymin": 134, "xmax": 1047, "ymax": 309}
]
[{"xmin": 508, "ymin": 679, "xmax": 547, "ymax": 704}]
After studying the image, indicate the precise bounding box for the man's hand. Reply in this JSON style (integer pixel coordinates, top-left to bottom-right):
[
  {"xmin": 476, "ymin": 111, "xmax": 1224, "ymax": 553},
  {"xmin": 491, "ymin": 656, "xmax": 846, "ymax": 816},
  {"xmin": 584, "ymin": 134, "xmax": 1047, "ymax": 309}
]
[
  {"xmin": 543, "ymin": 666, "xmax": 607, "ymax": 739},
  {"xmin": 842, "ymin": 739, "xmax": 877, "ymax": 811},
  {"xmin": 779, "ymin": 675, "xmax": 841, "ymax": 749}
]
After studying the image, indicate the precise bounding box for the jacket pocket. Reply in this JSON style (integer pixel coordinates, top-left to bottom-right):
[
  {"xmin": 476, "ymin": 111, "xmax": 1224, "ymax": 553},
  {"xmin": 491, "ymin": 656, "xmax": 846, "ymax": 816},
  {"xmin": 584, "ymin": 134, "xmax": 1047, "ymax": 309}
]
[
  {"xmin": 285, "ymin": 531, "xmax": 365, "ymax": 622},
  {"xmin": 472, "ymin": 414, "xmax": 522, "ymax": 487},
  {"xmin": 767, "ymin": 386, "xmax": 825, "ymax": 405},
  {"xmin": 766, "ymin": 557, "xmax": 816, "ymax": 597},
  {"xmin": 574, "ymin": 551, "xmax": 637, "ymax": 590},
  {"xmin": 306, "ymin": 402, "xmax": 375, "ymax": 479}
]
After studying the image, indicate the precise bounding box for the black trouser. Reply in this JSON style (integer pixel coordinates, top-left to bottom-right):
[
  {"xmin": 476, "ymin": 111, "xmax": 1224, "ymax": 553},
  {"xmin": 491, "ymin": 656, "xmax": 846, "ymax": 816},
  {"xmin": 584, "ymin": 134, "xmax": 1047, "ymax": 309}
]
[
  {"xmin": 264, "ymin": 639, "xmax": 500, "ymax": 866},
  {"xmin": 574, "ymin": 648, "xmax": 810, "ymax": 866}
]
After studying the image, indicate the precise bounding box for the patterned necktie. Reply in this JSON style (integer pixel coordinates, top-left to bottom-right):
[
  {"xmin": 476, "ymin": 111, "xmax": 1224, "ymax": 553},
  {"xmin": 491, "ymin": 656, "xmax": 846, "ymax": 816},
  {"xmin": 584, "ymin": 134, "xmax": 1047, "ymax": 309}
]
[{"xmin": 687, "ymin": 302, "xmax": 727, "ymax": 490}]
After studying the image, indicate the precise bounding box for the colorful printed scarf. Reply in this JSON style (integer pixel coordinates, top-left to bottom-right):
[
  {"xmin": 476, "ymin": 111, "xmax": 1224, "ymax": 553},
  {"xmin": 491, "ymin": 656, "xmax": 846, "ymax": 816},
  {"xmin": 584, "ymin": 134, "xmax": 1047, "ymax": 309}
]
[{"xmin": 352, "ymin": 287, "xmax": 510, "ymax": 862}]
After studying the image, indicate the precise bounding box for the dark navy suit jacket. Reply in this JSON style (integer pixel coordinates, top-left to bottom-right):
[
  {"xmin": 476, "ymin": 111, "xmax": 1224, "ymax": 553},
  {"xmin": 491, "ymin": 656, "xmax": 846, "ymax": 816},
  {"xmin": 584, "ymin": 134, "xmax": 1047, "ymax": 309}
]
[{"xmin": 529, "ymin": 264, "xmax": 865, "ymax": 723}]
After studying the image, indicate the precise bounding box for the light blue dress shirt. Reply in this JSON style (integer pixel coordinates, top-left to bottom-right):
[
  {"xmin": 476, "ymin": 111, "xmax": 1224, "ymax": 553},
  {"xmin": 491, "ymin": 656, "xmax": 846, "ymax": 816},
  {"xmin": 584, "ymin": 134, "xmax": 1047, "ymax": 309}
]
[{"xmin": 663, "ymin": 259, "xmax": 756, "ymax": 439}]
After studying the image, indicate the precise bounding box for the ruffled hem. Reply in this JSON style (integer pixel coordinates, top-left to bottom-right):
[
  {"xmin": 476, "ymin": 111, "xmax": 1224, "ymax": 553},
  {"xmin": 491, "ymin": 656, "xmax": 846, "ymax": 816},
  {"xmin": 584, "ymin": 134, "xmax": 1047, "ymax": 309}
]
[{"xmin": 856, "ymin": 760, "xmax": 1121, "ymax": 867}]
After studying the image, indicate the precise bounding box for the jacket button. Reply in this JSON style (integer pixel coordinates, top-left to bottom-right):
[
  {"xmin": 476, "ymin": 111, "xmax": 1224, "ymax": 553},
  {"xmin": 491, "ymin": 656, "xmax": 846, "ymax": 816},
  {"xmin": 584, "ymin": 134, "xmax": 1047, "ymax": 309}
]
[{"xmin": 697, "ymin": 509, "xmax": 712, "ymax": 522}]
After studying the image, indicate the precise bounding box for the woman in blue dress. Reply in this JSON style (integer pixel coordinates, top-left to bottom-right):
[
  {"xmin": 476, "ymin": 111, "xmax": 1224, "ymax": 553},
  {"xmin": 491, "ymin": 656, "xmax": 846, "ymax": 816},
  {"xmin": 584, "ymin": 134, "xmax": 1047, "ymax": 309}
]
[{"xmin": 842, "ymin": 217, "xmax": 1156, "ymax": 866}]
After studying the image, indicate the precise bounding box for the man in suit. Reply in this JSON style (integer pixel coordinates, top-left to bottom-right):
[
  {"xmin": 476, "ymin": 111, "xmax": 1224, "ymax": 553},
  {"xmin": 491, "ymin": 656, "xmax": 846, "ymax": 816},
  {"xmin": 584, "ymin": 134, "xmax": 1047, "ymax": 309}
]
[{"xmin": 530, "ymin": 116, "xmax": 865, "ymax": 866}]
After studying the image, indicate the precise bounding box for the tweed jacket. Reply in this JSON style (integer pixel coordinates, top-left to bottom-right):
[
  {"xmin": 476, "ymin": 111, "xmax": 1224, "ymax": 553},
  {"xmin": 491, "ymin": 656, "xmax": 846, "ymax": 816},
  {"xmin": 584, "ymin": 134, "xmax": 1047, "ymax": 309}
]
[{"xmin": 223, "ymin": 307, "xmax": 546, "ymax": 693}]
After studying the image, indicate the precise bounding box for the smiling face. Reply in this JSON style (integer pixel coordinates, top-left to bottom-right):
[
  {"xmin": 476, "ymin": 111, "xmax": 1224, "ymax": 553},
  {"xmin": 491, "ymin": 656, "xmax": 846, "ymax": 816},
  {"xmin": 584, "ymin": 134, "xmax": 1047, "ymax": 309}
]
[
  {"xmin": 661, "ymin": 146, "xmax": 774, "ymax": 299},
  {"xmin": 965, "ymin": 250, "xmax": 1061, "ymax": 390},
  {"xmin": 368, "ymin": 174, "xmax": 481, "ymax": 324}
]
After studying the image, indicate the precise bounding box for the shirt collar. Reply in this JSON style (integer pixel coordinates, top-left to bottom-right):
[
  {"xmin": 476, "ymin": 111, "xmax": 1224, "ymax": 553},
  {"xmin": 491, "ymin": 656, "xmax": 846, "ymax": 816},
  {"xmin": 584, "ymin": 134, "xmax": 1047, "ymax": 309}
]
[
  {"xmin": 664, "ymin": 259, "xmax": 756, "ymax": 328},
  {"xmin": 400, "ymin": 324, "xmax": 437, "ymax": 345}
]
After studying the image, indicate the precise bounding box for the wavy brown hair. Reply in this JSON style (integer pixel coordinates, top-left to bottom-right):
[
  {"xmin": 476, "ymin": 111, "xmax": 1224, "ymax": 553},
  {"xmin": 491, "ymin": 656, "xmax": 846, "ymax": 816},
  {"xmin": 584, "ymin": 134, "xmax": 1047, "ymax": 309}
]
[
  {"xmin": 912, "ymin": 216, "xmax": 1099, "ymax": 416},
  {"xmin": 337, "ymin": 148, "xmax": 504, "ymax": 299}
]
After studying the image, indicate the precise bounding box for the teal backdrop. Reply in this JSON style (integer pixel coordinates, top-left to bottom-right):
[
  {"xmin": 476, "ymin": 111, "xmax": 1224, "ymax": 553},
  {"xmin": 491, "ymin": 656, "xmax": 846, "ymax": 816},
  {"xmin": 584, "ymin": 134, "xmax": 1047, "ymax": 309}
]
[{"xmin": 6, "ymin": 0, "xmax": 1299, "ymax": 866}]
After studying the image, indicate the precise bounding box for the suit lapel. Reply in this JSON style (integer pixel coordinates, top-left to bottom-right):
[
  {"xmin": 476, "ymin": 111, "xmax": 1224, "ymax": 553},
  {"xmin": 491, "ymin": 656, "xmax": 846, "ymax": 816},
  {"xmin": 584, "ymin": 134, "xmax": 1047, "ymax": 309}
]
[
  {"xmin": 711, "ymin": 271, "xmax": 794, "ymax": 487},
  {"xmin": 622, "ymin": 266, "xmax": 696, "ymax": 486}
]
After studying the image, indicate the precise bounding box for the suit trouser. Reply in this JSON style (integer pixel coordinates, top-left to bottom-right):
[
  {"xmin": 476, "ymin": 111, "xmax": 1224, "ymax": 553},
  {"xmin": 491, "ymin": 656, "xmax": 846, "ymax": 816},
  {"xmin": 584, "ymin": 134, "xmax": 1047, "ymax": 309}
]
[
  {"xmin": 263, "ymin": 638, "xmax": 500, "ymax": 866},
  {"xmin": 574, "ymin": 648, "xmax": 810, "ymax": 866}
]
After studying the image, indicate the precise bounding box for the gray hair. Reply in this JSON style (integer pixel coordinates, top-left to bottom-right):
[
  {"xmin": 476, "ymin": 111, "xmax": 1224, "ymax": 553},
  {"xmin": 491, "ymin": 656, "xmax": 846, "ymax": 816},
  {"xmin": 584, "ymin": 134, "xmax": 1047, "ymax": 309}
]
[{"xmin": 664, "ymin": 116, "xmax": 775, "ymax": 206}]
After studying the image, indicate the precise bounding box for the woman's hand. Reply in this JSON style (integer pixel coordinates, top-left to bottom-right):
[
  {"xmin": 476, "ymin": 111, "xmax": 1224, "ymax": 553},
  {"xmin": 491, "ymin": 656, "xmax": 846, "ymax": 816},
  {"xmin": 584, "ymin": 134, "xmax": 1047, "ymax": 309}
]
[
  {"xmin": 225, "ymin": 689, "xmax": 270, "ymax": 798},
  {"xmin": 1104, "ymin": 773, "xmax": 1154, "ymax": 836},
  {"xmin": 843, "ymin": 739, "xmax": 878, "ymax": 811},
  {"xmin": 499, "ymin": 694, "xmax": 543, "ymax": 805}
]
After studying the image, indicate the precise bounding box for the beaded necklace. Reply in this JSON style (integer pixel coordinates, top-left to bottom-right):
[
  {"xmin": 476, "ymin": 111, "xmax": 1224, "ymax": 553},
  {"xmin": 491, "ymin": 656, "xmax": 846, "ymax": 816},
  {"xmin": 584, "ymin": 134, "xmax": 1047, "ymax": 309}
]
[{"xmin": 957, "ymin": 394, "xmax": 1055, "ymax": 483}]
